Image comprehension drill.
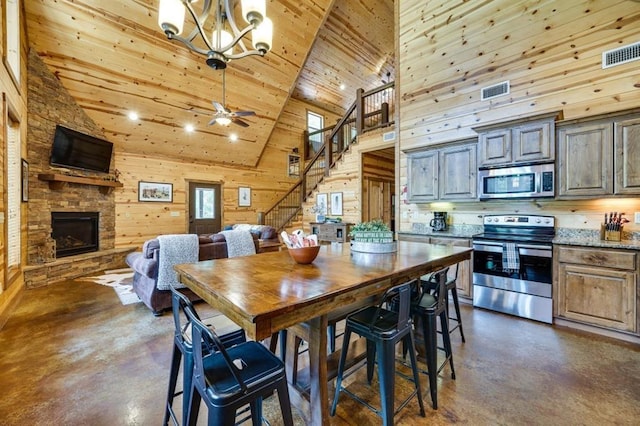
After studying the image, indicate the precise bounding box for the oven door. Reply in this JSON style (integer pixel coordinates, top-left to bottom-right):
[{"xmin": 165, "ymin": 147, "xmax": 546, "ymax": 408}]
[{"xmin": 472, "ymin": 241, "xmax": 552, "ymax": 297}]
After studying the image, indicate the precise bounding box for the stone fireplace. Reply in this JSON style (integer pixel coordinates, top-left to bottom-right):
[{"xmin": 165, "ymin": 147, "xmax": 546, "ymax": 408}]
[{"xmin": 51, "ymin": 212, "xmax": 99, "ymax": 257}]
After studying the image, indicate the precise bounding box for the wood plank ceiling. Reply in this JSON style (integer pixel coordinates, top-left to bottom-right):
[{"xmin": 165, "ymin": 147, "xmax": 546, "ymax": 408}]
[{"xmin": 24, "ymin": 0, "xmax": 395, "ymax": 168}]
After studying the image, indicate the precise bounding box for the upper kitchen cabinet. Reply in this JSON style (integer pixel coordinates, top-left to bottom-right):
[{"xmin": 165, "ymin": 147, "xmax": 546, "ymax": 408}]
[
  {"xmin": 614, "ymin": 117, "xmax": 640, "ymax": 195},
  {"xmin": 557, "ymin": 121, "xmax": 613, "ymax": 198},
  {"xmin": 557, "ymin": 110, "xmax": 640, "ymax": 199},
  {"xmin": 406, "ymin": 140, "xmax": 477, "ymax": 203},
  {"xmin": 474, "ymin": 112, "xmax": 559, "ymax": 167}
]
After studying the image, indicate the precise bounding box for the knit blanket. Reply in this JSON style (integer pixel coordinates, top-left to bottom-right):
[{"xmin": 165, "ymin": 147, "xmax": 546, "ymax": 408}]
[
  {"xmin": 502, "ymin": 243, "xmax": 520, "ymax": 274},
  {"xmin": 220, "ymin": 230, "xmax": 256, "ymax": 258},
  {"xmin": 156, "ymin": 234, "xmax": 199, "ymax": 290}
]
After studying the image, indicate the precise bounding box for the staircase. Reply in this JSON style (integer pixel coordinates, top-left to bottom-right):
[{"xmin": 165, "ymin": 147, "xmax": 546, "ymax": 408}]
[{"xmin": 260, "ymin": 82, "xmax": 395, "ymax": 232}]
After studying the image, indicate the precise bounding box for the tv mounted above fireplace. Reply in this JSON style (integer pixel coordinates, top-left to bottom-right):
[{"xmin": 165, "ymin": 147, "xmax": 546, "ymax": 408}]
[{"xmin": 50, "ymin": 125, "xmax": 113, "ymax": 173}]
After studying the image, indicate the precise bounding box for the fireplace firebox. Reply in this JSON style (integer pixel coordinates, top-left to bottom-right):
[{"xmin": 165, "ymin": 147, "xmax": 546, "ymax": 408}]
[{"xmin": 51, "ymin": 212, "xmax": 99, "ymax": 257}]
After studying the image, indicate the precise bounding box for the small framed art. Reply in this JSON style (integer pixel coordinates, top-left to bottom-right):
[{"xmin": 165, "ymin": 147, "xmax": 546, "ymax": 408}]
[
  {"xmin": 138, "ymin": 181, "xmax": 173, "ymax": 202},
  {"xmin": 239, "ymin": 187, "xmax": 251, "ymax": 207}
]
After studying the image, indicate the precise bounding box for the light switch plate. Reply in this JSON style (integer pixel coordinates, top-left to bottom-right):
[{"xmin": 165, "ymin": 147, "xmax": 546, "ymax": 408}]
[
  {"xmin": 635, "ymin": 212, "xmax": 640, "ymax": 224},
  {"xmin": 170, "ymin": 211, "xmax": 180, "ymax": 217}
]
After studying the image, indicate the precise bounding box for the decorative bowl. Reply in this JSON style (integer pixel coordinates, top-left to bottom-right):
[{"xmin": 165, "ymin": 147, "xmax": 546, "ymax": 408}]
[{"xmin": 288, "ymin": 245, "xmax": 321, "ymax": 264}]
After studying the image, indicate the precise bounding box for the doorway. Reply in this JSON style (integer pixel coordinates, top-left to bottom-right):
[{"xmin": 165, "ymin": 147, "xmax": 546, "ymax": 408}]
[
  {"xmin": 188, "ymin": 182, "xmax": 222, "ymax": 235},
  {"xmin": 361, "ymin": 147, "xmax": 395, "ymax": 230}
]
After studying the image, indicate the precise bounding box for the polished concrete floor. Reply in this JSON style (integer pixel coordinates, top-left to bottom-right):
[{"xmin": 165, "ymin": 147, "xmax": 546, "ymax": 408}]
[{"xmin": 1, "ymin": 277, "xmax": 639, "ymax": 425}]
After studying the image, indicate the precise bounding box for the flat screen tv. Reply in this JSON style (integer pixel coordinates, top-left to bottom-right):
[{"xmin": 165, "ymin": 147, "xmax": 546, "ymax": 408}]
[{"xmin": 50, "ymin": 125, "xmax": 113, "ymax": 173}]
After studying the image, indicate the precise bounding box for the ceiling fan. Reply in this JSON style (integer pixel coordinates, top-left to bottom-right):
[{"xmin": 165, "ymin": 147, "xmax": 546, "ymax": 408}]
[{"xmin": 209, "ymin": 70, "xmax": 255, "ymax": 127}]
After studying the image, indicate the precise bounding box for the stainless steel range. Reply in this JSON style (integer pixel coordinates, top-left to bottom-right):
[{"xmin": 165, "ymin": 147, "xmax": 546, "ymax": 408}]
[{"xmin": 472, "ymin": 214, "xmax": 555, "ymax": 324}]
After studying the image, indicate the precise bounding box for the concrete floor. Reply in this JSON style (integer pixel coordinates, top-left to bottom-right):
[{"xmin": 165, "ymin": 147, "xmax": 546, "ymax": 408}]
[{"xmin": 0, "ymin": 277, "xmax": 639, "ymax": 425}]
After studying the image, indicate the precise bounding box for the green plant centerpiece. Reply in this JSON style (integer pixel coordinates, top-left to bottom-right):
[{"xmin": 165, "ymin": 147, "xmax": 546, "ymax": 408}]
[{"xmin": 349, "ymin": 219, "xmax": 397, "ymax": 253}]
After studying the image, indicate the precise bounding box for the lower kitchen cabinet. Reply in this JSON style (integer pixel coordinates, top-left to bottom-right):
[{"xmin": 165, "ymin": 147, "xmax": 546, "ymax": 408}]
[
  {"xmin": 555, "ymin": 245, "xmax": 637, "ymax": 333},
  {"xmin": 398, "ymin": 234, "xmax": 473, "ymax": 299}
]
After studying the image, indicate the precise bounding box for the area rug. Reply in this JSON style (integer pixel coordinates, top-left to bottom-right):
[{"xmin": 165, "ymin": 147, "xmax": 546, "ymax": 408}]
[{"xmin": 76, "ymin": 268, "xmax": 140, "ymax": 305}]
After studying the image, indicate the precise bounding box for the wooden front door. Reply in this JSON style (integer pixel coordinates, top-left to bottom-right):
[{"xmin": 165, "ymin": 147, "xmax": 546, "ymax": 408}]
[{"xmin": 188, "ymin": 182, "xmax": 222, "ymax": 235}]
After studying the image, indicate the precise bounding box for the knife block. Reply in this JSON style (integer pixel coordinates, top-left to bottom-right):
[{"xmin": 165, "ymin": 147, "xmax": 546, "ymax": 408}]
[{"xmin": 601, "ymin": 224, "xmax": 622, "ymax": 242}]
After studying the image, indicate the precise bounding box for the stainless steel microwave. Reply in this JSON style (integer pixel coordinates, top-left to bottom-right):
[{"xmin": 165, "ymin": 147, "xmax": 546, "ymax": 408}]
[{"xmin": 478, "ymin": 162, "xmax": 554, "ymax": 200}]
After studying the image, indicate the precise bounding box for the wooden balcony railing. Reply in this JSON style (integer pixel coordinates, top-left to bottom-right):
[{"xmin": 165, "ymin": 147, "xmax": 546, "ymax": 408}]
[{"xmin": 260, "ymin": 82, "xmax": 395, "ymax": 232}]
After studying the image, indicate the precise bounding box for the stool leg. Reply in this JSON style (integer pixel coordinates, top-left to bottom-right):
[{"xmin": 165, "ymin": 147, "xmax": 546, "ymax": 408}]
[
  {"xmin": 440, "ymin": 310, "xmax": 456, "ymax": 380},
  {"xmin": 186, "ymin": 383, "xmax": 202, "ymax": 426},
  {"xmin": 250, "ymin": 398, "xmax": 262, "ymax": 424},
  {"xmin": 423, "ymin": 312, "xmax": 439, "ymax": 409},
  {"xmin": 450, "ymin": 287, "xmax": 465, "ymax": 342},
  {"xmin": 331, "ymin": 328, "xmax": 352, "ymax": 416},
  {"xmin": 377, "ymin": 339, "xmax": 396, "ymax": 426},
  {"xmin": 366, "ymin": 339, "xmax": 376, "ymax": 384},
  {"xmin": 182, "ymin": 348, "xmax": 195, "ymax": 425},
  {"xmin": 405, "ymin": 333, "xmax": 426, "ymax": 417},
  {"xmin": 276, "ymin": 378, "xmax": 295, "ymax": 426},
  {"xmin": 163, "ymin": 343, "xmax": 182, "ymax": 425}
]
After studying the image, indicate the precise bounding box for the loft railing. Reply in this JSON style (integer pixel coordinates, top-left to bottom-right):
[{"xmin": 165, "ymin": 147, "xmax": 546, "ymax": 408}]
[{"xmin": 260, "ymin": 82, "xmax": 395, "ymax": 232}]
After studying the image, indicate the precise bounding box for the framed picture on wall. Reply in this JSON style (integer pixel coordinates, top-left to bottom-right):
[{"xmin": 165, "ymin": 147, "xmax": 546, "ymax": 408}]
[
  {"xmin": 21, "ymin": 159, "xmax": 28, "ymax": 202},
  {"xmin": 138, "ymin": 181, "xmax": 173, "ymax": 202},
  {"xmin": 330, "ymin": 192, "xmax": 343, "ymax": 215},
  {"xmin": 316, "ymin": 193, "xmax": 327, "ymax": 215},
  {"xmin": 239, "ymin": 187, "xmax": 251, "ymax": 207}
]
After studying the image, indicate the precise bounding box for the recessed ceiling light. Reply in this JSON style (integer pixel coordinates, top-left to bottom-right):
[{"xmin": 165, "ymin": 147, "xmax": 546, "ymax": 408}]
[
  {"xmin": 127, "ymin": 111, "xmax": 139, "ymax": 121},
  {"xmin": 185, "ymin": 124, "xmax": 195, "ymax": 133},
  {"xmin": 229, "ymin": 133, "xmax": 238, "ymax": 142},
  {"xmin": 339, "ymin": 83, "xmax": 346, "ymax": 91}
]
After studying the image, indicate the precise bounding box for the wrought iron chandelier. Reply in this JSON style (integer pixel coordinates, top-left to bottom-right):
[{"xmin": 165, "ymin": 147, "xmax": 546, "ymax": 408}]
[{"xmin": 158, "ymin": 0, "xmax": 273, "ymax": 70}]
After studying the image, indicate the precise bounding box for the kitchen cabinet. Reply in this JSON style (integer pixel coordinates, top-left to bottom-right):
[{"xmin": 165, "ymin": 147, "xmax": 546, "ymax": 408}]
[
  {"xmin": 397, "ymin": 234, "xmax": 473, "ymax": 299},
  {"xmin": 475, "ymin": 113, "xmax": 556, "ymax": 167},
  {"xmin": 310, "ymin": 222, "xmax": 352, "ymax": 243},
  {"xmin": 557, "ymin": 112, "xmax": 640, "ymax": 198},
  {"xmin": 555, "ymin": 245, "xmax": 637, "ymax": 333},
  {"xmin": 557, "ymin": 121, "xmax": 613, "ymax": 197},
  {"xmin": 406, "ymin": 141, "xmax": 476, "ymax": 203}
]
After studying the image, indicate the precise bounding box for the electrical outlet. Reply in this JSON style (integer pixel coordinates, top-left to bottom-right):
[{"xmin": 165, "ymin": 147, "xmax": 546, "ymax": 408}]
[
  {"xmin": 635, "ymin": 212, "xmax": 640, "ymax": 224},
  {"xmin": 170, "ymin": 211, "xmax": 180, "ymax": 217}
]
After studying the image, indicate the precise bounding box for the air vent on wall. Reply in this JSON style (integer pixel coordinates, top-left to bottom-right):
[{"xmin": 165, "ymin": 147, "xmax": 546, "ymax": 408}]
[
  {"xmin": 481, "ymin": 81, "xmax": 510, "ymax": 101},
  {"xmin": 602, "ymin": 41, "xmax": 640, "ymax": 69},
  {"xmin": 382, "ymin": 131, "xmax": 396, "ymax": 142}
]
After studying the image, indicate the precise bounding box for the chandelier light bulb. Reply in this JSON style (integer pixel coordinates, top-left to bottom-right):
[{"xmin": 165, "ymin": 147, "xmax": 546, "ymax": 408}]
[
  {"xmin": 253, "ymin": 17, "xmax": 272, "ymax": 53},
  {"xmin": 241, "ymin": 0, "xmax": 266, "ymax": 25},
  {"xmin": 212, "ymin": 29, "xmax": 233, "ymax": 56},
  {"xmin": 158, "ymin": 0, "xmax": 185, "ymax": 35}
]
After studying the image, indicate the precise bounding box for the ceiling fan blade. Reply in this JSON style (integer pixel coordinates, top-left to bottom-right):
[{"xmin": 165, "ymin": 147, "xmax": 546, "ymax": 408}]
[
  {"xmin": 234, "ymin": 110, "xmax": 256, "ymax": 117},
  {"xmin": 212, "ymin": 101, "xmax": 226, "ymax": 112},
  {"xmin": 233, "ymin": 118, "xmax": 250, "ymax": 127},
  {"xmin": 208, "ymin": 117, "xmax": 218, "ymax": 126}
]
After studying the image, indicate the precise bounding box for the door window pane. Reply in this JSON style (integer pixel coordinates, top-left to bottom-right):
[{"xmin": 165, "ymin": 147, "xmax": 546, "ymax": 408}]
[{"xmin": 195, "ymin": 187, "xmax": 215, "ymax": 219}]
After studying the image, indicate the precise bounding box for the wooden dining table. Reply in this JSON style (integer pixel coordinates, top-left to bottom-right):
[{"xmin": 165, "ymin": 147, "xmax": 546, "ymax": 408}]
[{"xmin": 175, "ymin": 240, "xmax": 472, "ymax": 425}]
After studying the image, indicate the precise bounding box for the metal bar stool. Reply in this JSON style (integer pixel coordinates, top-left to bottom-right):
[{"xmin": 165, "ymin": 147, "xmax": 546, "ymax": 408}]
[
  {"xmin": 413, "ymin": 268, "xmax": 456, "ymax": 410},
  {"xmin": 331, "ymin": 281, "xmax": 426, "ymax": 425},
  {"xmin": 164, "ymin": 286, "xmax": 246, "ymax": 426},
  {"xmin": 443, "ymin": 263, "xmax": 465, "ymax": 342},
  {"xmin": 185, "ymin": 303, "xmax": 294, "ymax": 426}
]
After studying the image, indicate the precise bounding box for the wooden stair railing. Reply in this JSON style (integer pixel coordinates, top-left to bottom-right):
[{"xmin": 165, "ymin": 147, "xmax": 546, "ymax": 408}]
[{"xmin": 260, "ymin": 82, "xmax": 395, "ymax": 232}]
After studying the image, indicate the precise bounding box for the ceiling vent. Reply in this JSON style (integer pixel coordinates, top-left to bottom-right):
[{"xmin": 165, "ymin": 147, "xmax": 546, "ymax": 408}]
[
  {"xmin": 481, "ymin": 81, "xmax": 510, "ymax": 101},
  {"xmin": 382, "ymin": 131, "xmax": 396, "ymax": 142},
  {"xmin": 602, "ymin": 41, "xmax": 640, "ymax": 69}
]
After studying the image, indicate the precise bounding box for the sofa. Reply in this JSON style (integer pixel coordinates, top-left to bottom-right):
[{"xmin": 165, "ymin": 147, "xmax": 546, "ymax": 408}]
[
  {"xmin": 225, "ymin": 224, "xmax": 279, "ymax": 243},
  {"xmin": 126, "ymin": 232, "xmax": 260, "ymax": 316}
]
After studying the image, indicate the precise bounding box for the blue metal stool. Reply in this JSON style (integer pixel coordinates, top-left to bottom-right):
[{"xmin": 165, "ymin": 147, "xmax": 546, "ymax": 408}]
[
  {"xmin": 164, "ymin": 286, "xmax": 246, "ymax": 425},
  {"xmin": 185, "ymin": 303, "xmax": 294, "ymax": 426},
  {"xmin": 331, "ymin": 281, "xmax": 426, "ymax": 425}
]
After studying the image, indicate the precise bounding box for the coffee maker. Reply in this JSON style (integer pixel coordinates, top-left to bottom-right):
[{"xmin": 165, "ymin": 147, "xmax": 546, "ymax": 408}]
[{"xmin": 430, "ymin": 212, "xmax": 448, "ymax": 232}]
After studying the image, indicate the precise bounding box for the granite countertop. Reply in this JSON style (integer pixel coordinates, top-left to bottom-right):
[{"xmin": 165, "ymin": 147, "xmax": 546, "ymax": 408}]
[
  {"xmin": 553, "ymin": 228, "xmax": 640, "ymax": 250},
  {"xmin": 401, "ymin": 224, "xmax": 640, "ymax": 250}
]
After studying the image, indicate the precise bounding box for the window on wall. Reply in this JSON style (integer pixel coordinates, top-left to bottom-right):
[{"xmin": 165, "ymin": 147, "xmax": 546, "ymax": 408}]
[
  {"xmin": 7, "ymin": 115, "xmax": 21, "ymax": 271},
  {"xmin": 307, "ymin": 111, "xmax": 324, "ymax": 156}
]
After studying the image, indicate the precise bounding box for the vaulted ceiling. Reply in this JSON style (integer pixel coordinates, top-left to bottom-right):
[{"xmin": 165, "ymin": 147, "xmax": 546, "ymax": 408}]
[{"xmin": 24, "ymin": 0, "xmax": 394, "ymax": 168}]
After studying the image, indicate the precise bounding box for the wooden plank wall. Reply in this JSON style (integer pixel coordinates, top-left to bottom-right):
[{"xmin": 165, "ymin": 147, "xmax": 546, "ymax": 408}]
[
  {"xmin": 397, "ymin": 0, "xmax": 640, "ymax": 233},
  {"xmin": 115, "ymin": 98, "xmax": 340, "ymax": 248},
  {"xmin": 0, "ymin": 0, "xmax": 29, "ymax": 325},
  {"xmin": 301, "ymin": 129, "xmax": 395, "ymax": 231}
]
